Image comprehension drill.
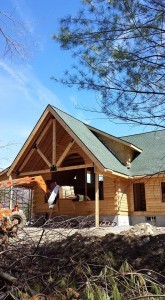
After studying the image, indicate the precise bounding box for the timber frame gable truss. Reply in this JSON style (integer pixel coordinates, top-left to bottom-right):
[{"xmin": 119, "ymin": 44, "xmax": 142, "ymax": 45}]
[{"xmin": 7, "ymin": 105, "xmax": 97, "ymax": 178}]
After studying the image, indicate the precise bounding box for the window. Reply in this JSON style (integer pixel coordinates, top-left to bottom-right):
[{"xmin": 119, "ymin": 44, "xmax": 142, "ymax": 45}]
[
  {"xmin": 133, "ymin": 183, "xmax": 146, "ymax": 211},
  {"xmin": 87, "ymin": 171, "xmax": 92, "ymax": 184},
  {"xmin": 161, "ymin": 182, "xmax": 165, "ymax": 202},
  {"xmin": 87, "ymin": 170, "xmax": 95, "ymax": 184},
  {"xmin": 146, "ymin": 216, "xmax": 156, "ymax": 222},
  {"xmin": 99, "ymin": 174, "xmax": 104, "ymax": 200}
]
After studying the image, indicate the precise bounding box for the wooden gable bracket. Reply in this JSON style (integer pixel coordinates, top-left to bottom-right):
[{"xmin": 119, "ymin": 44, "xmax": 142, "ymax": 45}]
[{"xmin": 56, "ymin": 140, "xmax": 75, "ymax": 168}]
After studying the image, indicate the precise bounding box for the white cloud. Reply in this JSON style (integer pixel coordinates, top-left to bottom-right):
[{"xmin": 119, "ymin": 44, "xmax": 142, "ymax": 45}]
[
  {"xmin": 0, "ymin": 60, "xmax": 62, "ymax": 168},
  {"xmin": 0, "ymin": 60, "xmax": 60, "ymax": 108}
]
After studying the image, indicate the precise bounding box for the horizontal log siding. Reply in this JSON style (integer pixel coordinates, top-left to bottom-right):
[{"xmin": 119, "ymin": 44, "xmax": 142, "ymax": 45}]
[
  {"xmin": 33, "ymin": 174, "xmax": 120, "ymax": 217},
  {"xmin": 117, "ymin": 179, "xmax": 130, "ymax": 215},
  {"xmin": 102, "ymin": 176, "xmax": 118, "ymax": 215},
  {"xmin": 130, "ymin": 176, "xmax": 165, "ymax": 216}
]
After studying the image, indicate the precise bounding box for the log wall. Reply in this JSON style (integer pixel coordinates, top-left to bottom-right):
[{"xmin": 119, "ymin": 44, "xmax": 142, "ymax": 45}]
[
  {"xmin": 32, "ymin": 173, "xmax": 120, "ymax": 217},
  {"xmin": 129, "ymin": 175, "xmax": 165, "ymax": 216}
]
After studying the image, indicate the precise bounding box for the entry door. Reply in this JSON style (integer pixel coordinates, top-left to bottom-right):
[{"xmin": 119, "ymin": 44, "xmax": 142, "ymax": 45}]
[{"xmin": 133, "ymin": 183, "xmax": 146, "ymax": 211}]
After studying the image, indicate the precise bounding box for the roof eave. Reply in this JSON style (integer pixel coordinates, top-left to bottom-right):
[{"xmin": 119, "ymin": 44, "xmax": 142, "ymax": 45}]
[{"xmin": 104, "ymin": 168, "xmax": 132, "ymax": 179}]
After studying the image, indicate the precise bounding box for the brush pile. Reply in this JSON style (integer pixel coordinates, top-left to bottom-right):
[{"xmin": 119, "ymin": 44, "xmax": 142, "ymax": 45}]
[{"xmin": 0, "ymin": 220, "xmax": 165, "ymax": 299}]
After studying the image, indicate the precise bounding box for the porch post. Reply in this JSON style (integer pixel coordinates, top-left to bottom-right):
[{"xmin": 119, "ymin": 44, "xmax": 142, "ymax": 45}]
[
  {"xmin": 95, "ymin": 173, "xmax": 99, "ymax": 228},
  {"xmin": 9, "ymin": 175, "xmax": 13, "ymax": 209},
  {"xmin": 85, "ymin": 168, "xmax": 87, "ymax": 199}
]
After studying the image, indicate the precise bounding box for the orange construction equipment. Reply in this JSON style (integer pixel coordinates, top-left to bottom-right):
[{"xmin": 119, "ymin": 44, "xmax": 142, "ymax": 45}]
[
  {"xmin": 0, "ymin": 175, "xmax": 47, "ymax": 193},
  {"xmin": 0, "ymin": 175, "xmax": 47, "ymax": 227}
]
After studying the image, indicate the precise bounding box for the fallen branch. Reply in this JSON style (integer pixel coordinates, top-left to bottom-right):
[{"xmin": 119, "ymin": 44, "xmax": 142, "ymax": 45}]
[{"xmin": 0, "ymin": 268, "xmax": 17, "ymax": 284}]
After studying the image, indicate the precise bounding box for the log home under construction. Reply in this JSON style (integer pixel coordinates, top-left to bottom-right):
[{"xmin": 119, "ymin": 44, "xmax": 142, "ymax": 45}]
[{"xmin": 0, "ymin": 105, "xmax": 165, "ymax": 226}]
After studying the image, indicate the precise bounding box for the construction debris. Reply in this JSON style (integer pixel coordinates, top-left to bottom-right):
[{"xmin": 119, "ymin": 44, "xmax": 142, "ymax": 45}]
[{"xmin": 0, "ymin": 216, "xmax": 18, "ymax": 246}]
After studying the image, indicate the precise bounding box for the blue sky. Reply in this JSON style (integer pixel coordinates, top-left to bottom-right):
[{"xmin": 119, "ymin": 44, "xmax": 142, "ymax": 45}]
[{"xmin": 0, "ymin": 0, "xmax": 151, "ymax": 170}]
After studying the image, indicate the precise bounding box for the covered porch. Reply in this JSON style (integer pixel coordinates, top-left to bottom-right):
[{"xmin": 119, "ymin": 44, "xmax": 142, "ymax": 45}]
[{"xmin": 33, "ymin": 167, "xmax": 104, "ymax": 227}]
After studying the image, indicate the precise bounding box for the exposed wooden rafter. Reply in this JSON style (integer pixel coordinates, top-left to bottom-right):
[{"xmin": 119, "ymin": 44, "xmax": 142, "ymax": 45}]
[{"xmin": 7, "ymin": 109, "xmax": 51, "ymax": 176}]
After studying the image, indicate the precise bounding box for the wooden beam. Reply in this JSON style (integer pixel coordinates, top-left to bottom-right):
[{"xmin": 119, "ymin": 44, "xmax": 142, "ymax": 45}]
[
  {"xmin": 20, "ymin": 163, "xmax": 93, "ymax": 176},
  {"xmin": 52, "ymin": 118, "xmax": 56, "ymax": 165},
  {"xmin": 20, "ymin": 169, "xmax": 50, "ymax": 176},
  {"xmin": 37, "ymin": 147, "xmax": 51, "ymax": 168},
  {"xmin": 57, "ymin": 163, "xmax": 93, "ymax": 172},
  {"xmin": 95, "ymin": 172, "xmax": 99, "ymax": 228},
  {"xmin": 19, "ymin": 149, "xmax": 36, "ymax": 172},
  {"xmin": 19, "ymin": 119, "xmax": 53, "ymax": 172},
  {"xmin": 56, "ymin": 140, "xmax": 75, "ymax": 167},
  {"xmin": 7, "ymin": 108, "xmax": 50, "ymax": 176}
]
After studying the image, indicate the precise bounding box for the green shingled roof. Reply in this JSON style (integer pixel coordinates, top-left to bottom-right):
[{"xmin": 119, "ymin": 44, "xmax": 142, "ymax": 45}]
[
  {"xmin": 52, "ymin": 106, "xmax": 165, "ymax": 177},
  {"xmin": 52, "ymin": 106, "xmax": 131, "ymax": 176},
  {"xmin": 4, "ymin": 105, "xmax": 164, "ymax": 178},
  {"xmin": 122, "ymin": 130, "xmax": 165, "ymax": 176}
]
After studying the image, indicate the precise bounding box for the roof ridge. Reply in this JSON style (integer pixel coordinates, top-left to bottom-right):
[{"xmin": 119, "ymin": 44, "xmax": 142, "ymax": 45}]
[
  {"xmin": 51, "ymin": 106, "xmax": 165, "ymax": 139},
  {"xmin": 121, "ymin": 128, "xmax": 165, "ymax": 138},
  {"xmin": 51, "ymin": 105, "xmax": 87, "ymax": 125}
]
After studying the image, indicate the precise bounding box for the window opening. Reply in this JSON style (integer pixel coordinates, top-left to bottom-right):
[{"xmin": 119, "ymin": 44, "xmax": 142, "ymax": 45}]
[{"xmin": 87, "ymin": 171, "xmax": 92, "ymax": 184}]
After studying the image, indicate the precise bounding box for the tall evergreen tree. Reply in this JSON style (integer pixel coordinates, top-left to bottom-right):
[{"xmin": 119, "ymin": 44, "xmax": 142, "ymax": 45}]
[{"xmin": 54, "ymin": 0, "xmax": 165, "ymax": 128}]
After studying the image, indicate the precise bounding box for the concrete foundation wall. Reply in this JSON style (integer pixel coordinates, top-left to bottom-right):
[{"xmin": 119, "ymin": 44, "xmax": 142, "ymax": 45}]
[
  {"xmin": 117, "ymin": 215, "xmax": 130, "ymax": 226},
  {"xmin": 99, "ymin": 215, "xmax": 130, "ymax": 226},
  {"xmin": 99, "ymin": 215, "xmax": 118, "ymax": 225},
  {"xmin": 155, "ymin": 216, "xmax": 165, "ymax": 227},
  {"xmin": 130, "ymin": 216, "xmax": 146, "ymax": 226},
  {"xmin": 130, "ymin": 216, "xmax": 165, "ymax": 227}
]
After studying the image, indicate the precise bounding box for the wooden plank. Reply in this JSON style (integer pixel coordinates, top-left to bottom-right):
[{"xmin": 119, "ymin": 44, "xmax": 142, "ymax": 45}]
[
  {"xmin": 52, "ymin": 118, "xmax": 56, "ymax": 165},
  {"xmin": 37, "ymin": 147, "xmax": 51, "ymax": 168},
  {"xmin": 56, "ymin": 140, "xmax": 75, "ymax": 167}
]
